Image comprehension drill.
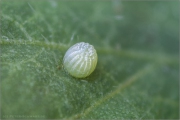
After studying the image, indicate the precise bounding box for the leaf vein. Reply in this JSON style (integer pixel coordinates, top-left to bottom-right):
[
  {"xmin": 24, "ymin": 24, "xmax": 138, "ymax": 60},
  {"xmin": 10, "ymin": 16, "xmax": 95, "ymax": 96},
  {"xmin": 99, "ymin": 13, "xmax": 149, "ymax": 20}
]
[{"xmin": 70, "ymin": 65, "xmax": 155, "ymax": 119}]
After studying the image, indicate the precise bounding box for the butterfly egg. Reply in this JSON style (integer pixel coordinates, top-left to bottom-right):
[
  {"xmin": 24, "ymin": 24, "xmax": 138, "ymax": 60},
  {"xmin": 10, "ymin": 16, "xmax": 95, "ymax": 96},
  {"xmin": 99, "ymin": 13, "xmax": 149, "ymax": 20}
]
[{"xmin": 63, "ymin": 42, "xmax": 98, "ymax": 78}]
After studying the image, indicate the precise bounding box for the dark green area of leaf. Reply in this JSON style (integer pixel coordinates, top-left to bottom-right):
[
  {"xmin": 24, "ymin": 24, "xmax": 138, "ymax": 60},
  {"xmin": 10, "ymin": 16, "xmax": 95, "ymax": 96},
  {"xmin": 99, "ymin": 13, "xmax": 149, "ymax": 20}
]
[{"xmin": 0, "ymin": 0, "xmax": 179, "ymax": 119}]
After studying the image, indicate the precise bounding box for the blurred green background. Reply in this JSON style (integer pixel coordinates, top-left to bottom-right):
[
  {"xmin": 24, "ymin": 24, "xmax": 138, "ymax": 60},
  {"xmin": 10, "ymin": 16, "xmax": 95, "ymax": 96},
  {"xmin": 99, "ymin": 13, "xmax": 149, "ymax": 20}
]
[{"xmin": 0, "ymin": 0, "xmax": 179, "ymax": 119}]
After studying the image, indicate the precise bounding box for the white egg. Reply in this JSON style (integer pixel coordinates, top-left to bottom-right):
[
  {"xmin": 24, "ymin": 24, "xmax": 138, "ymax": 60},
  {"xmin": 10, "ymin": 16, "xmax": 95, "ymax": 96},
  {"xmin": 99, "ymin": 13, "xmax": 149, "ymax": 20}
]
[{"xmin": 63, "ymin": 42, "xmax": 98, "ymax": 78}]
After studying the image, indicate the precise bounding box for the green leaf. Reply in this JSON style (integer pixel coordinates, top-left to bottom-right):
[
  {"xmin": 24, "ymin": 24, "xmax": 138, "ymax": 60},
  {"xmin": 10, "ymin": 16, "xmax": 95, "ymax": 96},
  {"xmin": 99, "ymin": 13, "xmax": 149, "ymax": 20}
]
[{"xmin": 0, "ymin": 0, "xmax": 179, "ymax": 119}]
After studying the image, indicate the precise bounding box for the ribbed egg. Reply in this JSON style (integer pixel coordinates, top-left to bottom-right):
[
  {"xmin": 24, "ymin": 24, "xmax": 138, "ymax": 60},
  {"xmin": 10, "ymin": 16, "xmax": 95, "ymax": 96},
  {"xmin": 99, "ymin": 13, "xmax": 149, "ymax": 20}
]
[{"xmin": 63, "ymin": 42, "xmax": 98, "ymax": 78}]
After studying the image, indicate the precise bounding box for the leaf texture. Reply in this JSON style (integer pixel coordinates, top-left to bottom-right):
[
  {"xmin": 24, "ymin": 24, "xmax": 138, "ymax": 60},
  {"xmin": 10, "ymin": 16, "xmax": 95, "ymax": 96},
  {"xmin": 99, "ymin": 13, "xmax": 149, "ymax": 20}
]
[{"xmin": 0, "ymin": 0, "xmax": 179, "ymax": 119}]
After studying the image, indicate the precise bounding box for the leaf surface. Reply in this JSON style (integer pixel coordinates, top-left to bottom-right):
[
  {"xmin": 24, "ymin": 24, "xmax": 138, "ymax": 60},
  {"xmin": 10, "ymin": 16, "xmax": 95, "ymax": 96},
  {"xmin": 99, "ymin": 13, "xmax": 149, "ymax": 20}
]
[{"xmin": 0, "ymin": 0, "xmax": 179, "ymax": 119}]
